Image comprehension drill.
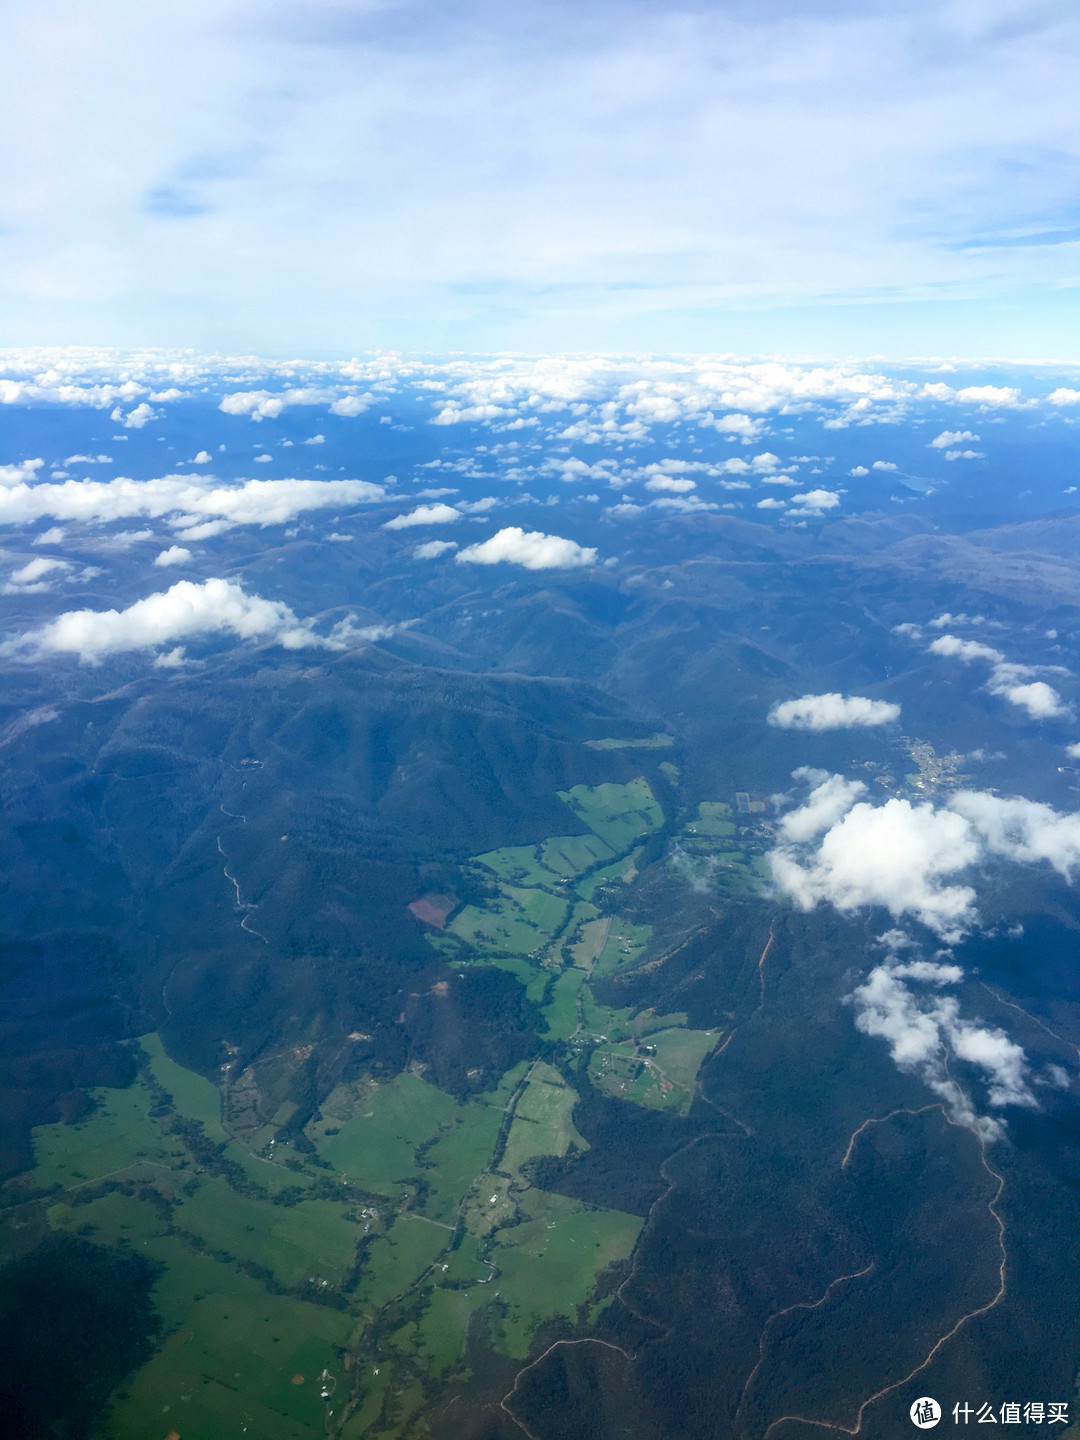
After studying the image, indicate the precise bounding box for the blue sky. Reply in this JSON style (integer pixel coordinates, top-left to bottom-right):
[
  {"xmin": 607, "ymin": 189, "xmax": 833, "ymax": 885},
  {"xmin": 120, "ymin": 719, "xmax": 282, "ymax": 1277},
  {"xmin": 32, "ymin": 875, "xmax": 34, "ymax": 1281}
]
[{"xmin": 3, "ymin": 0, "xmax": 1080, "ymax": 357}]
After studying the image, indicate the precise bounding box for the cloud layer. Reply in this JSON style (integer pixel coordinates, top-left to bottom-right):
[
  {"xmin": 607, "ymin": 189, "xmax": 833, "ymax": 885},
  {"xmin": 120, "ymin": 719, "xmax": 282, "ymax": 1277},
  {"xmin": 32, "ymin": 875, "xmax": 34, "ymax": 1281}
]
[{"xmin": 0, "ymin": 474, "xmax": 386, "ymax": 537}]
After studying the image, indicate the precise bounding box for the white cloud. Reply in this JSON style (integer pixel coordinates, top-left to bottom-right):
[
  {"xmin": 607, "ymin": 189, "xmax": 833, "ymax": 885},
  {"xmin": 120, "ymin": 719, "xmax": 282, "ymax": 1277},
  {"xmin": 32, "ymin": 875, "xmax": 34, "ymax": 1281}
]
[
  {"xmin": 645, "ymin": 474, "xmax": 696, "ymax": 493},
  {"xmin": 328, "ymin": 395, "xmax": 372, "ymax": 417},
  {"xmin": 772, "ymin": 773, "xmax": 1080, "ymax": 942},
  {"xmin": 927, "ymin": 633, "xmax": 1004, "ymax": 664},
  {"xmin": 929, "ymin": 430, "xmax": 980, "ymax": 448},
  {"xmin": 326, "ymin": 532, "xmax": 353, "ymax": 542},
  {"xmin": 770, "ymin": 782, "xmax": 979, "ymax": 940},
  {"xmin": 0, "ymin": 459, "xmax": 44, "ymax": 488},
  {"xmin": 991, "ymin": 677, "xmax": 1068, "ymax": 719},
  {"xmin": 950, "ymin": 791, "xmax": 1080, "ymax": 879},
  {"xmin": 0, "ymin": 474, "xmax": 385, "ymax": 534},
  {"xmin": 305, "ymin": 435, "xmax": 325, "ymax": 445},
  {"xmin": 928, "ymin": 634, "xmax": 1070, "ymax": 719},
  {"xmin": 0, "ymin": 577, "xmax": 381, "ymax": 664},
  {"xmin": 113, "ymin": 402, "xmax": 158, "ymax": 429},
  {"xmin": 32, "ymin": 527, "xmax": 65, "ymax": 545},
  {"xmin": 848, "ymin": 955, "xmax": 1035, "ymax": 1141},
  {"xmin": 219, "ymin": 388, "xmax": 334, "ymax": 420},
  {"xmin": 1048, "ymin": 389, "xmax": 1080, "ymax": 407},
  {"xmin": 778, "ymin": 771, "xmax": 867, "ymax": 842},
  {"xmin": 871, "ymin": 460, "xmax": 897, "ymax": 471},
  {"xmin": 253, "ymin": 453, "xmax": 272, "ymax": 463},
  {"xmin": 756, "ymin": 497, "xmax": 785, "ymax": 510},
  {"xmin": 191, "ymin": 450, "xmax": 211, "ymax": 464},
  {"xmin": 64, "ymin": 453, "xmax": 112, "ymax": 465},
  {"xmin": 790, "ymin": 488, "xmax": 841, "ymax": 513},
  {"xmin": 944, "ymin": 448, "xmax": 984, "ymax": 461},
  {"xmin": 769, "ymin": 693, "xmax": 901, "ymax": 731},
  {"xmin": 456, "ymin": 526, "xmax": 597, "ymax": 570},
  {"xmin": 928, "ymin": 612, "xmax": 984, "ymax": 629},
  {"xmin": 382, "ymin": 502, "xmax": 461, "ymax": 530},
  {"xmin": 703, "ymin": 413, "xmax": 763, "ymax": 439},
  {"xmin": 1066, "ymin": 743, "xmax": 1080, "ymax": 760},
  {"xmin": 2, "ymin": 556, "xmax": 72, "ymax": 594},
  {"xmin": 954, "ymin": 385, "xmax": 1022, "ymax": 408},
  {"xmin": 414, "ymin": 539, "xmax": 458, "ymax": 559},
  {"xmin": 153, "ymin": 545, "xmax": 191, "ymax": 567},
  {"xmin": 849, "ymin": 465, "xmax": 869, "ymax": 476}
]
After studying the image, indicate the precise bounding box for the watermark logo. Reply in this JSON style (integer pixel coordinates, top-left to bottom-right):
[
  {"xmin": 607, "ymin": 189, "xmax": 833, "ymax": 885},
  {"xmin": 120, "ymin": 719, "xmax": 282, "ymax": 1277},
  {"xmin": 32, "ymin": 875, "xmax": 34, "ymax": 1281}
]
[{"xmin": 911, "ymin": 1398, "xmax": 942, "ymax": 1429}]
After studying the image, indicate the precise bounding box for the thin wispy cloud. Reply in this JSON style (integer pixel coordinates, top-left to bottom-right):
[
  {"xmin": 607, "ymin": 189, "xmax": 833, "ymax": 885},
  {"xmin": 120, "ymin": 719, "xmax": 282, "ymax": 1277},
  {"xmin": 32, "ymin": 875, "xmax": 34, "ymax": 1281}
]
[{"xmin": 1, "ymin": 0, "xmax": 1078, "ymax": 351}]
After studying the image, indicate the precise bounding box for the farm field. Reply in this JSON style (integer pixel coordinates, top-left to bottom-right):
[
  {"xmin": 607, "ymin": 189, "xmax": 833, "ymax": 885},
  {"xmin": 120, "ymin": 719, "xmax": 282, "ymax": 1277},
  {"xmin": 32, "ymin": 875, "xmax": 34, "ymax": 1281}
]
[{"xmin": 9, "ymin": 777, "xmax": 738, "ymax": 1439}]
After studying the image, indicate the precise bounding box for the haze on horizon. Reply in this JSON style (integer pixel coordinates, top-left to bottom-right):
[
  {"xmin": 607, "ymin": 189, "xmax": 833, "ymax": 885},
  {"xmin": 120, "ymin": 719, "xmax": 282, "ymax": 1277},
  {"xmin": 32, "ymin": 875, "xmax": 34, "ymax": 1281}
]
[{"xmin": 3, "ymin": 0, "xmax": 1080, "ymax": 359}]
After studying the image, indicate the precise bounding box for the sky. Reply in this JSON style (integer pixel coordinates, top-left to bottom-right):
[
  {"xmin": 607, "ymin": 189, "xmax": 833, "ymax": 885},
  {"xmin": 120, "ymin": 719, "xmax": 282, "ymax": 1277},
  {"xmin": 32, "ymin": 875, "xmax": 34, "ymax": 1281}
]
[{"xmin": 2, "ymin": 0, "xmax": 1080, "ymax": 357}]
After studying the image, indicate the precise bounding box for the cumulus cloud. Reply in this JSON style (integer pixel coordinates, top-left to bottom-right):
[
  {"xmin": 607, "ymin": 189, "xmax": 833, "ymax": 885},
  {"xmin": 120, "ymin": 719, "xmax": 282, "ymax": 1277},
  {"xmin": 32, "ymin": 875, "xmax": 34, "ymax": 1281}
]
[
  {"xmin": 191, "ymin": 451, "xmax": 211, "ymax": 464},
  {"xmin": 153, "ymin": 545, "xmax": 192, "ymax": 567},
  {"xmin": 0, "ymin": 577, "xmax": 384, "ymax": 664},
  {"xmin": 456, "ymin": 526, "xmax": 597, "ymax": 570},
  {"xmin": 849, "ymin": 465, "xmax": 869, "ymax": 476},
  {"xmin": 928, "ymin": 633, "xmax": 1070, "ymax": 719},
  {"xmin": 991, "ymin": 677, "xmax": 1068, "ymax": 719},
  {"xmin": 770, "ymin": 780, "xmax": 979, "ymax": 940},
  {"xmin": 3, "ymin": 556, "xmax": 73, "ymax": 594},
  {"xmin": 848, "ymin": 952, "xmax": 1036, "ymax": 1141},
  {"xmin": 0, "ymin": 459, "xmax": 44, "ymax": 488},
  {"xmin": 413, "ymin": 539, "xmax": 458, "ymax": 559},
  {"xmin": 645, "ymin": 474, "xmax": 696, "ymax": 493},
  {"xmin": 1048, "ymin": 389, "xmax": 1080, "ymax": 407},
  {"xmin": 950, "ymin": 791, "xmax": 1080, "ymax": 879},
  {"xmin": 0, "ymin": 474, "xmax": 385, "ymax": 535},
  {"xmin": 929, "ymin": 430, "xmax": 980, "ymax": 448},
  {"xmin": 771, "ymin": 772, "xmax": 1080, "ymax": 941},
  {"xmin": 871, "ymin": 460, "xmax": 897, "ymax": 471},
  {"xmin": 778, "ymin": 771, "xmax": 868, "ymax": 843},
  {"xmin": 220, "ymin": 388, "xmax": 339, "ymax": 420},
  {"xmin": 769, "ymin": 693, "xmax": 900, "ymax": 731},
  {"xmin": 790, "ymin": 489, "xmax": 841, "ymax": 513},
  {"xmin": 32, "ymin": 527, "xmax": 65, "ymax": 546},
  {"xmin": 928, "ymin": 633, "xmax": 1004, "ymax": 664},
  {"xmin": 112, "ymin": 402, "xmax": 158, "ymax": 429},
  {"xmin": 382, "ymin": 502, "xmax": 461, "ymax": 530},
  {"xmin": 756, "ymin": 497, "xmax": 785, "ymax": 510}
]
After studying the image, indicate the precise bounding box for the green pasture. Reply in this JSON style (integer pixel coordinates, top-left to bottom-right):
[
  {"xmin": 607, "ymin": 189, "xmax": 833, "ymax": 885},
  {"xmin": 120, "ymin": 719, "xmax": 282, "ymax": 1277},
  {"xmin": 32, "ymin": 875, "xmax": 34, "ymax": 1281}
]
[
  {"xmin": 413, "ymin": 1099, "xmax": 506, "ymax": 1223},
  {"xmin": 575, "ymin": 852, "xmax": 639, "ymax": 902},
  {"xmin": 588, "ymin": 1024, "xmax": 715, "ymax": 1114},
  {"xmin": 499, "ymin": 1063, "xmax": 587, "ymax": 1180},
  {"xmin": 571, "ymin": 915, "xmax": 611, "ymax": 968},
  {"xmin": 142, "ymin": 1031, "xmax": 226, "ymax": 1141},
  {"xmin": 584, "ymin": 733, "xmax": 674, "ymax": 750},
  {"xmin": 353, "ymin": 1214, "xmax": 451, "ymax": 1310},
  {"xmin": 449, "ymin": 884, "xmax": 567, "ymax": 956},
  {"xmin": 579, "ymin": 987, "xmax": 633, "ymax": 1041},
  {"xmin": 106, "ymin": 1237, "xmax": 350, "ymax": 1440},
  {"xmin": 558, "ymin": 778, "xmax": 663, "ymax": 851},
  {"xmin": 684, "ymin": 801, "xmax": 736, "ymax": 838},
  {"xmin": 541, "ymin": 968, "xmax": 584, "ymax": 1041},
  {"xmin": 31, "ymin": 1079, "xmax": 180, "ymax": 1191},
  {"xmin": 314, "ymin": 1072, "xmax": 458, "ymax": 1195},
  {"xmin": 473, "ymin": 844, "xmax": 549, "ymax": 887},
  {"xmin": 487, "ymin": 1189, "xmax": 641, "ymax": 1358},
  {"xmin": 174, "ymin": 1175, "xmax": 361, "ymax": 1287},
  {"xmin": 539, "ymin": 831, "xmax": 615, "ymax": 876},
  {"xmin": 592, "ymin": 918, "xmax": 652, "ymax": 977}
]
